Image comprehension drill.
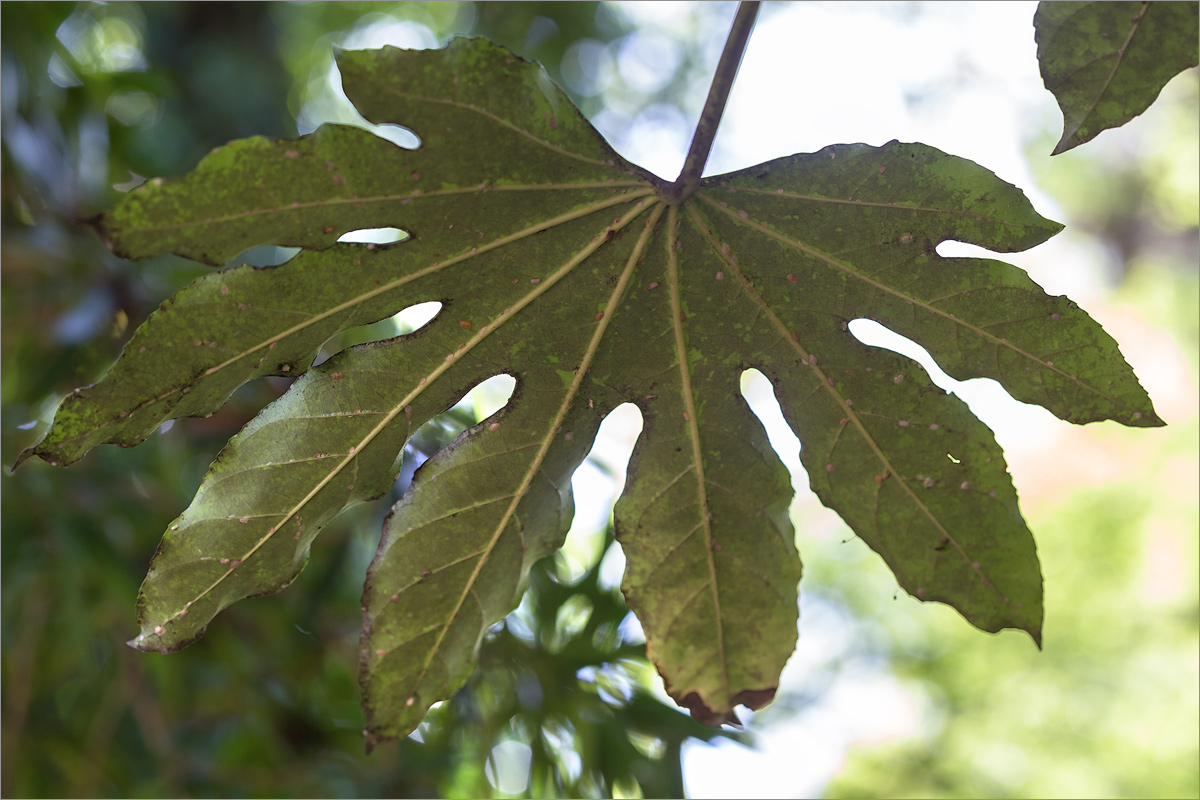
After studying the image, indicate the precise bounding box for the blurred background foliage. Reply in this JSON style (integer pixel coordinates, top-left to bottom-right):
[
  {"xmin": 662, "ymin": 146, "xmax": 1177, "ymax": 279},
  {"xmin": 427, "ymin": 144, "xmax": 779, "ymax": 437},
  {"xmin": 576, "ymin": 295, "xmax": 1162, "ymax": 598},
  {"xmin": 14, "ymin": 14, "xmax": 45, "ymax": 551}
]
[{"xmin": 1, "ymin": 2, "xmax": 1196, "ymax": 799}]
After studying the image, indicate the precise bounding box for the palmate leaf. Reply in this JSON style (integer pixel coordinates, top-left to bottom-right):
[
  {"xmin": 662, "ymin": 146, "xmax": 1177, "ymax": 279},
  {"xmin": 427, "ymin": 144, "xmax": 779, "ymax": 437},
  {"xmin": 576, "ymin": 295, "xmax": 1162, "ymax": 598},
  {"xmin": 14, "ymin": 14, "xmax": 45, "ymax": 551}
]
[
  {"xmin": 19, "ymin": 38, "xmax": 1162, "ymax": 746},
  {"xmin": 1035, "ymin": 0, "xmax": 1199, "ymax": 155}
]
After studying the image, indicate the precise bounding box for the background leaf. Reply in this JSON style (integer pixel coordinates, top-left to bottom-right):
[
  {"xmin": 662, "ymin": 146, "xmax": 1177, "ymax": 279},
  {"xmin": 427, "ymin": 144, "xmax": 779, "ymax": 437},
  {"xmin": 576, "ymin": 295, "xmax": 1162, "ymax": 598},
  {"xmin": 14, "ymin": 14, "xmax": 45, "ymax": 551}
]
[{"xmin": 1035, "ymin": 0, "xmax": 1199, "ymax": 155}]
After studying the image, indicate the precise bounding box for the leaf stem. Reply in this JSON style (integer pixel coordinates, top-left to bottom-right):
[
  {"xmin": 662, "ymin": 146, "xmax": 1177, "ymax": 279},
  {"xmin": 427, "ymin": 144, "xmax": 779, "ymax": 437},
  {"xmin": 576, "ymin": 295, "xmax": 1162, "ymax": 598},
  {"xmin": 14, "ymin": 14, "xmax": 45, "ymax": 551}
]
[{"xmin": 665, "ymin": 1, "xmax": 760, "ymax": 203}]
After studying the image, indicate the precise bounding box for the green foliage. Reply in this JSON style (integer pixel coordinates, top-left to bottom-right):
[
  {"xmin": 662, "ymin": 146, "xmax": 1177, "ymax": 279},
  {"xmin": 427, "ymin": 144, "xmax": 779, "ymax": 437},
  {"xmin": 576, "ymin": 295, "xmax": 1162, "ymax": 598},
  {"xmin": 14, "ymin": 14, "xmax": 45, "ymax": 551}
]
[
  {"xmin": 1035, "ymin": 0, "xmax": 1199, "ymax": 155},
  {"xmin": 17, "ymin": 19, "xmax": 1164, "ymax": 753}
]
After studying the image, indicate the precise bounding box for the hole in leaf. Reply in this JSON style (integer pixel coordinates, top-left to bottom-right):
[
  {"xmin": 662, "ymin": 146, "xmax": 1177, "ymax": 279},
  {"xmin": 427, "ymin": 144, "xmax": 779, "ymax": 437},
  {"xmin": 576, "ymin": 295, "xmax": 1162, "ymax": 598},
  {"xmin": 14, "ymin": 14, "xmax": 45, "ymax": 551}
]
[
  {"xmin": 366, "ymin": 124, "xmax": 421, "ymax": 149},
  {"xmin": 848, "ymin": 318, "xmax": 958, "ymax": 391},
  {"xmin": 935, "ymin": 240, "xmax": 1000, "ymax": 260},
  {"xmin": 392, "ymin": 301, "xmax": 442, "ymax": 334},
  {"xmin": 298, "ymin": 34, "xmax": 429, "ymax": 148},
  {"xmin": 558, "ymin": 402, "xmax": 643, "ymax": 587},
  {"xmin": 462, "ymin": 374, "xmax": 516, "ymax": 421},
  {"xmin": 313, "ymin": 301, "xmax": 442, "ymax": 366},
  {"xmin": 336, "ymin": 227, "xmax": 408, "ymax": 245},
  {"xmin": 226, "ymin": 245, "xmax": 301, "ymax": 269},
  {"xmin": 389, "ymin": 372, "xmax": 516, "ymax": 499},
  {"xmin": 740, "ymin": 368, "xmax": 808, "ymax": 494}
]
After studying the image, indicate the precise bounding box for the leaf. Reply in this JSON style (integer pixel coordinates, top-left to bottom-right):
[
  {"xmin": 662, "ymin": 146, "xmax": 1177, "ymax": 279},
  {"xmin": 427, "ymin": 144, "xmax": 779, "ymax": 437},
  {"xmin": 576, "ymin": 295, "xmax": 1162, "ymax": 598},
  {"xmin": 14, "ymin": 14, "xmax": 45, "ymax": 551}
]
[
  {"xmin": 20, "ymin": 38, "xmax": 1163, "ymax": 745},
  {"xmin": 1035, "ymin": 0, "xmax": 1199, "ymax": 155}
]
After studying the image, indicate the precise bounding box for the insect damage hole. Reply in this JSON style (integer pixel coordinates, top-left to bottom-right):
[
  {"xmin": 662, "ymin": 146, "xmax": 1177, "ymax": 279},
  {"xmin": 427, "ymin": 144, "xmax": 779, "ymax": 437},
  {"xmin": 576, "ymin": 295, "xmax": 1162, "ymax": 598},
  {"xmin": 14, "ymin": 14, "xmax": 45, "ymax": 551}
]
[
  {"xmin": 739, "ymin": 368, "xmax": 809, "ymax": 503},
  {"xmin": 337, "ymin": 227, "xmax": 408, "ymax": 245},
  {"xmin": 224, "ymin": 245, "xmax": 302, "ymax": 269},
  {"xmin": 560, "ymin": 402, "xmax": 644, "ymax": 588},
  {"xmin": 934, "ymin": 240, "xmax": 999, "ymax": 260},
  {"xmin": 312, "ymin": 302, "xmax": 443, "ymax": 366},
  {"xmin": 390, "ymin": 373, "xmax": 517, "ymax": 499}
]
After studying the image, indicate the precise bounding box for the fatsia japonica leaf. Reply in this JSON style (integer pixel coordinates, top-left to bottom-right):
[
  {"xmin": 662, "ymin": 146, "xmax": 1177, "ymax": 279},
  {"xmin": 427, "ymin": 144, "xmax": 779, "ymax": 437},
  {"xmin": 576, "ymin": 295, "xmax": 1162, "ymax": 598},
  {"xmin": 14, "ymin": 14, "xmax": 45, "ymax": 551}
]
[
  {"xmin": 18, "ymin": 38, "xmax": 1163, "ymax": 747},
  {"xmin": 1035, "ymin": 0, "xmax": 1199, "ymax": 155}
]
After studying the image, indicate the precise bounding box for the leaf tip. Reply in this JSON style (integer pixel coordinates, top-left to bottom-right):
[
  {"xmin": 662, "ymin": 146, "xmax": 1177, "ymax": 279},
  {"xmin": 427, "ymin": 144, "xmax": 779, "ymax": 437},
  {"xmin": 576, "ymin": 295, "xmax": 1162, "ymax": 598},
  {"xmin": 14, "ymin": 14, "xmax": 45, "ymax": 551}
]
[
  {"xmin": 10, "ymin": 448, "xmax": 34, "ymax": 473},
  {"xmin": 126, "ymin": 633, "xmax": 155, "ymax": 652},
  {"xmin": 1050, "ymin": 137, "xmax": 1076, "ymax": 156},
  {"xmin": 11, "ymin": 444, "xmax": 61, "ymax": 473}
]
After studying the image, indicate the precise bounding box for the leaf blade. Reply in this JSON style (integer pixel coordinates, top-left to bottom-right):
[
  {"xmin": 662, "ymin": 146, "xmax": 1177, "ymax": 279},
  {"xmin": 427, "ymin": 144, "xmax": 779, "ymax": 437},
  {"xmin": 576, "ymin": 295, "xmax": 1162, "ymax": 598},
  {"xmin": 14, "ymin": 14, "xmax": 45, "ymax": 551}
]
[{"xmin": 41, "ymin": 39, "xmax": 1163, "ymax": 744}]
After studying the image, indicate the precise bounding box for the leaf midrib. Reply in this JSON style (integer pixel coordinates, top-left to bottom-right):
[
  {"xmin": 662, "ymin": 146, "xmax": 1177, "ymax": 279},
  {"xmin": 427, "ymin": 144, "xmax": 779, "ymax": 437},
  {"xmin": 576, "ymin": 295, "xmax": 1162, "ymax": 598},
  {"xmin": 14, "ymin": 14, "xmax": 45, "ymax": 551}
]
[
  {"xmin": 1064, "ymin": 1, "xmax": 1147, "ymax": 137},
  {"xmin": 724, "ymin": 184, "xmax": 1036, "ymax": 228},
  {"xmin": 130, "ymin": 180, "xmax": 646, "ymax": 235},
  {"xmin": 664, "ymin": 203, "xmax": 730, "ymax": 708}
]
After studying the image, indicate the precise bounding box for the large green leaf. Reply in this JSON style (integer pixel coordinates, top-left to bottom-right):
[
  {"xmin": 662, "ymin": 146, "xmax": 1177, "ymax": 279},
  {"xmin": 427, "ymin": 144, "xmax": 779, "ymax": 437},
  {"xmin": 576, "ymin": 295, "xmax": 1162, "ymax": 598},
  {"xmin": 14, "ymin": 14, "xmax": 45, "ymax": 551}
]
[
  {"xmin": 19, "ymin": 38, "xmax": 1162, "ymax": 745},
  {"xmin": 1035, "ymin": 1, "xmax": 1199, "ymax": 155}
]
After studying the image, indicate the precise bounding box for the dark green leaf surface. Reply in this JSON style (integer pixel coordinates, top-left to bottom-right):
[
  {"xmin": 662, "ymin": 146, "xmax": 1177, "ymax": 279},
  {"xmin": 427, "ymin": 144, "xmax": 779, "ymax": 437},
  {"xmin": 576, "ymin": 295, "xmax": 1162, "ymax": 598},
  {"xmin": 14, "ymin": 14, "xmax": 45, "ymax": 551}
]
[
  {"xmin": 21, "ymin": 39, "xmax": 1163, "ymax": 745},
  {"xmin": 1035, "ymin": 1, "xmax": 1199, "ymax": 155}
]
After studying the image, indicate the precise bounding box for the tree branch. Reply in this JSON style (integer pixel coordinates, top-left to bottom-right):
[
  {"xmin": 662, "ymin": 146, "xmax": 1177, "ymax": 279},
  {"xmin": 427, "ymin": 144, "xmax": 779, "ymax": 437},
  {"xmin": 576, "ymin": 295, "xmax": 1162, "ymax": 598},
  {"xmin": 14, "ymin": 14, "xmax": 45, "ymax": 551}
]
[{"xmin": 665, "ymin": 1, "xmax": 760, "ymax": 203}]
